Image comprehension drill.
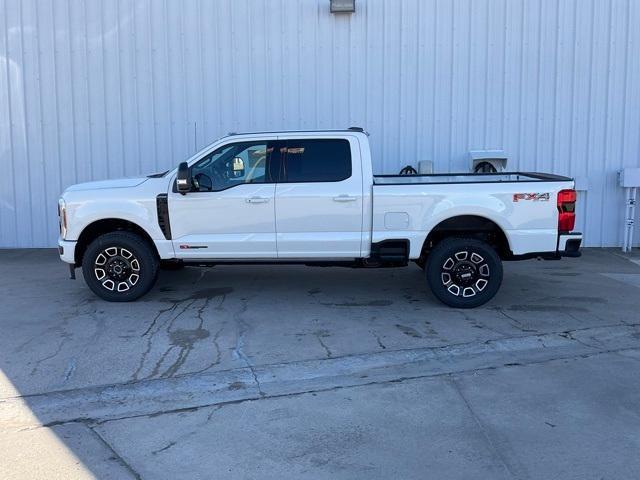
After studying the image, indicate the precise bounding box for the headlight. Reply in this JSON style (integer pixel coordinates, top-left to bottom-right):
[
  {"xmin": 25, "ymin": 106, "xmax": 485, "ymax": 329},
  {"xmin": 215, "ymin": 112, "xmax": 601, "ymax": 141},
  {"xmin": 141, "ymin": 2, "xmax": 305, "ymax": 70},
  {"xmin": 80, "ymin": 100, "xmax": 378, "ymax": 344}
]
[{"xmin": 58, "ymin": 198, "xmax": 67, "ymax": 239}]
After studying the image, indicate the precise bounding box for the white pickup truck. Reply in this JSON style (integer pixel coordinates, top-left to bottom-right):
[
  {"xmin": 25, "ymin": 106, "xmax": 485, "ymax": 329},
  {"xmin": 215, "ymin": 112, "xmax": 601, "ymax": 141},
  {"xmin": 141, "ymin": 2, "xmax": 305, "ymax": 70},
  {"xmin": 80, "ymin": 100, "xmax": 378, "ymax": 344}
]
[{"xmin": 58, "ymin": 128, "xmax": 581, "ymax": 308}]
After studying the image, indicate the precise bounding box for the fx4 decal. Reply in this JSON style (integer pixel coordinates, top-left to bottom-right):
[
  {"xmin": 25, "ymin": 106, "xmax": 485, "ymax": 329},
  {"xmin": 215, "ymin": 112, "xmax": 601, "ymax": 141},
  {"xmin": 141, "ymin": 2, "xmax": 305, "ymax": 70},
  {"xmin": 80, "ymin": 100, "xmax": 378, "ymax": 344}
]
[{"xmin": 513, "ymin": 193, "xmax": 550, "ymax": 202}]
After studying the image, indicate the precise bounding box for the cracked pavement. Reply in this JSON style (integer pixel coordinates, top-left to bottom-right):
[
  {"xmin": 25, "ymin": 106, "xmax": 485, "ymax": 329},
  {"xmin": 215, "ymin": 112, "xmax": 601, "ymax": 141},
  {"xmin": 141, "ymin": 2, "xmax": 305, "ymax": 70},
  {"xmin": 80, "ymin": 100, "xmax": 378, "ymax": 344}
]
[{"xmin": 1, "ymin": 248, "xmax": 640, "ymax": 479}]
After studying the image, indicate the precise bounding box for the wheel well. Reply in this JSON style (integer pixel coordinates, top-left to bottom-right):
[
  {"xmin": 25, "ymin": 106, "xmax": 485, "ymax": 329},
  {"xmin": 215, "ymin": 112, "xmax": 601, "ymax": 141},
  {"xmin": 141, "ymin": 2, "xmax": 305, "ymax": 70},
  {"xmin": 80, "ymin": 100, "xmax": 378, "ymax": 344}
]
[
  {"xmin": 419, "ymin": 215, "xmax": 511, "ymax": 263},
  {"xmin": 74, "ymin": 219, "xmax": 159, "ymax": 266}
]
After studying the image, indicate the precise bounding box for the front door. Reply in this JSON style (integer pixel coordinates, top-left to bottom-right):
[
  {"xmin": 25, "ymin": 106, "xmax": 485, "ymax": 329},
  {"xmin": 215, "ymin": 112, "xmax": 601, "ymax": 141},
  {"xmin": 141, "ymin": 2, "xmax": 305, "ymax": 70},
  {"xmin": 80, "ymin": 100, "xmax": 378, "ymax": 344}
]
[{"xmin": 168, "ymin": 139, "xmax": 282, "ymax": 259}]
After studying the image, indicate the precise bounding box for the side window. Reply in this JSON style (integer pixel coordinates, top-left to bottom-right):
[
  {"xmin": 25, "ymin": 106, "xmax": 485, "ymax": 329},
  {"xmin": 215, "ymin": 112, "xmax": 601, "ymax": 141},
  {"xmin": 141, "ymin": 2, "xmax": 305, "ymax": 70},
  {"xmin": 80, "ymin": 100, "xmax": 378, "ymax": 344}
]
[
  {"xmin": 190, "ymin": 141, "xmax": 278, "ymax": 191},
  {"xmin": 282, "ymin": 139, "xmax": 351, "ymax": 183}
]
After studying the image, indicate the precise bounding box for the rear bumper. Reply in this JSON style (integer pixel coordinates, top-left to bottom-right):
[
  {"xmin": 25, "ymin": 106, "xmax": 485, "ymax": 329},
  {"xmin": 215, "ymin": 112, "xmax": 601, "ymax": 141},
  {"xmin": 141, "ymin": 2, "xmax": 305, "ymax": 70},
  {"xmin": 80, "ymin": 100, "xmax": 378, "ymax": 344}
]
[
  {"xmin": 58, "ymin": 238, "xmax": 76, "ymax": 264},
  {"xmin": 507, "ymin": 232, "xmax": 582, "ymax": 260},
  {"xmin": 557, "ymin": 232, "xmax": 582, "ymax": 258}
]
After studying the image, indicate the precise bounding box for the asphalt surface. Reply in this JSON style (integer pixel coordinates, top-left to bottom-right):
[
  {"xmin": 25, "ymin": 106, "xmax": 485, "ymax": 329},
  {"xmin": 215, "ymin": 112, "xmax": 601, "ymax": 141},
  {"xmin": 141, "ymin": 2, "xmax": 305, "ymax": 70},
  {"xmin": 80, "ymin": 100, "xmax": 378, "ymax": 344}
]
[{"xmin": 1, "ymin": 248, "xmax": 640, "ymax": 479}]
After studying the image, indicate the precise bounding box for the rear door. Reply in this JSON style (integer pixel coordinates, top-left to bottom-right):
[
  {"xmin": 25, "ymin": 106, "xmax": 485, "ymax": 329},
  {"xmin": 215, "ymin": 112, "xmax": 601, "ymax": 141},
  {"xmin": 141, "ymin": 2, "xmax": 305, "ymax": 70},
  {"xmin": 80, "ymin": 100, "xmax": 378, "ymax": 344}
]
[{"xmin": 275, "ymin": 136, "xmax": 363, "ymax": 258}]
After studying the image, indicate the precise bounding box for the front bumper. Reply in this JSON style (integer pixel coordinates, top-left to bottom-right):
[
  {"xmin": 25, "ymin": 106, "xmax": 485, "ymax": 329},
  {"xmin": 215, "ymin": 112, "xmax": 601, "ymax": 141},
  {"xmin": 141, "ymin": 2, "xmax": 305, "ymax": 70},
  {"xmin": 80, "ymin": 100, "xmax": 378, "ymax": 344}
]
[
  {"xmin": 557, "ymin": 232, "xmax": 582, "ymax": 258},
  {"xmin": 58, "ymin": 238, "xmax": 77, "ymax": 264}
]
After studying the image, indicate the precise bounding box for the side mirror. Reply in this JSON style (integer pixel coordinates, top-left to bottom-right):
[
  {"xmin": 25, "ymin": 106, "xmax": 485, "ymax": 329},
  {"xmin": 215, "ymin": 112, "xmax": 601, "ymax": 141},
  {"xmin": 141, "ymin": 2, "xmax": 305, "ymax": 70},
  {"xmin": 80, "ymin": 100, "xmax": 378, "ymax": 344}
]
[{"xmin": 176, "ymin": 162, "xmax": 192, "ymax": 194}]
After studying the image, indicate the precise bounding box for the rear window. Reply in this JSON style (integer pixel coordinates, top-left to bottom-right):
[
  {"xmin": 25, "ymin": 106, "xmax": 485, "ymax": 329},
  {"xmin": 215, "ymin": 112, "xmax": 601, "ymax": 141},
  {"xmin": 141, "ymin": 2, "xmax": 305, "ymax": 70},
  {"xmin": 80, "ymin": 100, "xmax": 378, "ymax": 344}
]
[{"xmin": 282, "ymin": 139, "xmax": 351, "ymax": 183}]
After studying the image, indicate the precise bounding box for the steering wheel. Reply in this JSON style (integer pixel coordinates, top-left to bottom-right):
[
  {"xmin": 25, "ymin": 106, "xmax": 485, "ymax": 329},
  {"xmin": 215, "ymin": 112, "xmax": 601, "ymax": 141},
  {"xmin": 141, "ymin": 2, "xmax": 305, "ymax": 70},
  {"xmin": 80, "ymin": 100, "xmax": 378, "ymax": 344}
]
[{"xmin": 193, "ymin": 172, "xmax": 213, "ymax": 191}]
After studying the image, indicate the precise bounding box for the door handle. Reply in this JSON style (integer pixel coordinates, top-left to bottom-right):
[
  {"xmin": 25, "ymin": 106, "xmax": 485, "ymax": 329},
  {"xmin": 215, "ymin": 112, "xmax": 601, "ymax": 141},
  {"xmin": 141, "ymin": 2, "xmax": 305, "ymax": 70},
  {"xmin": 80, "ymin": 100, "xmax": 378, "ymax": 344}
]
[
  {"xmin": 246, "ymin": 196, "xmax": 270, "ymax": 204},
  {"xmin": 333, "ymin": 195, "xmax": 357, "ymax": 202}
]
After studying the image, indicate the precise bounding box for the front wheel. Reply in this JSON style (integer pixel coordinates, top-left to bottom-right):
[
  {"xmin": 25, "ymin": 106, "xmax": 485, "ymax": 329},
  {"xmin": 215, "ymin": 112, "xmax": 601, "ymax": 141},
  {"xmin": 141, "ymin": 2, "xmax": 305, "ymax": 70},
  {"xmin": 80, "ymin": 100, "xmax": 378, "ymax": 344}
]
[
  {"xmin": 426, "ymin": 237, "xmax": 502, "ymax": 308},
  {"xmin": 82, "ymin": 232, "xmax": 159, "ymax": 302}
]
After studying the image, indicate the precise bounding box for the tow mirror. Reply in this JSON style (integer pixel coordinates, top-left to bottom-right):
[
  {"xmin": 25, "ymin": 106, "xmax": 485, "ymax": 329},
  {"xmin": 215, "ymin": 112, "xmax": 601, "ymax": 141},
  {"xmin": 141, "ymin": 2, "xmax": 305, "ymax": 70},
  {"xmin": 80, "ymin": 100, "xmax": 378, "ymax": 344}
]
[{"xmin": 176, "ymin": 162, "xmax": 192, "ymax": 194}]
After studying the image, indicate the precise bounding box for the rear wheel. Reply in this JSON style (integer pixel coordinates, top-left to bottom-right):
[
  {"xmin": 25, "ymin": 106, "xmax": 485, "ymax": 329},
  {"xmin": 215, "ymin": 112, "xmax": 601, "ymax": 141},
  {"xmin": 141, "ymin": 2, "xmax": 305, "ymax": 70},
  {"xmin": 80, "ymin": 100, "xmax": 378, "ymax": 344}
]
[
  {"xmin": 82, "ymin": 232, "xmax": 159, "ymax": 302},
  {"xmin": 426, "ymin": 237, "xmax": 502, "ymax": 308}
]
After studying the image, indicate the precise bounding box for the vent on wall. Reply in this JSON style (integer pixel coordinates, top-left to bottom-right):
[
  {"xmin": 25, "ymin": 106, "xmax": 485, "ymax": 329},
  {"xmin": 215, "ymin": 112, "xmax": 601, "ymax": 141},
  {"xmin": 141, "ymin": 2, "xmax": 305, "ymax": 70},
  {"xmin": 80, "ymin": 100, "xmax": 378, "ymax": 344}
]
[
  {"xmin": 330, "ymin": 0, "xmax": 355, "ymax": 14},
  {"xmin": 469, "ymin": 150, "xmax": 508, "ymax": 173}
]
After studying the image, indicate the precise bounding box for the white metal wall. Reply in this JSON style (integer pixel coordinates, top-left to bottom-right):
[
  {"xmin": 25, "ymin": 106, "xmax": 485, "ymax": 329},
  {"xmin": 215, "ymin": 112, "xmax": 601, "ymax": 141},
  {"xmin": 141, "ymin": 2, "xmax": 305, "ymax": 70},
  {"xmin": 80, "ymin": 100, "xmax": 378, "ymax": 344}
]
[{"xmin": 1, "ymin": 0, "xmax": 639, "ymax": 248}]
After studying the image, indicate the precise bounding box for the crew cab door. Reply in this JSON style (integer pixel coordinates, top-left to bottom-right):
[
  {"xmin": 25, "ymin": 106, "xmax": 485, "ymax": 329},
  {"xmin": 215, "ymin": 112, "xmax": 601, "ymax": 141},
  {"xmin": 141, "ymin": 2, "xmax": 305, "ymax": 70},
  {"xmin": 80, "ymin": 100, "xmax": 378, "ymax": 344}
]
[
  {"xmin": 168, "ymin": 139, "xmax": 282, "ymax": 259},
  {"xmin": 275, "ymin": 136, "xmax": 363, "ymax": 258}
]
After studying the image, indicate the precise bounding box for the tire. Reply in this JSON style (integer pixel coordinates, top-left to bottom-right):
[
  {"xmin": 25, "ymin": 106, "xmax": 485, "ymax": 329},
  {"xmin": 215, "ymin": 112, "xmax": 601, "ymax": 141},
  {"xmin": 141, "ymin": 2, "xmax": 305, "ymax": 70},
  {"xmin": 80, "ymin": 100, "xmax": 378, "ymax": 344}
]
[
  {"xmin": 426, "ymin": 237, "xmax": 502, "ymax": 308},
  {"xmin": 82, "ymin": 232, "xmax": 159, "ymax": 302}
]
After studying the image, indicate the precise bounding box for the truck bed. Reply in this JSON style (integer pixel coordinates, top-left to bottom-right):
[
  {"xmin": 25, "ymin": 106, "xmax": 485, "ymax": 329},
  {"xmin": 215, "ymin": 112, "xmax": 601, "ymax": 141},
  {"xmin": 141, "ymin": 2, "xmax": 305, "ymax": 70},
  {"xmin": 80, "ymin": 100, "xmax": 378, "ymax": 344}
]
[
  {"xmin": 371, "ymin": 171, "xmax": 576, "ymax": 259},
  {"xmin": 373, "ymin": 172, "xmax": 572, "ymax": 185}
]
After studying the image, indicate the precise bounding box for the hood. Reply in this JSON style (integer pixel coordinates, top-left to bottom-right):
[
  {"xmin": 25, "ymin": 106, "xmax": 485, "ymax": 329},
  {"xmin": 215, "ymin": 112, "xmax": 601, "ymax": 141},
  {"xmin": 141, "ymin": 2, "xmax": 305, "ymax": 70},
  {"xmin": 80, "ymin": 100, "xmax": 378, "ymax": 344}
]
[{"xmin": 64, "ymin": 177, "xmax": 148, "ymax": 193}]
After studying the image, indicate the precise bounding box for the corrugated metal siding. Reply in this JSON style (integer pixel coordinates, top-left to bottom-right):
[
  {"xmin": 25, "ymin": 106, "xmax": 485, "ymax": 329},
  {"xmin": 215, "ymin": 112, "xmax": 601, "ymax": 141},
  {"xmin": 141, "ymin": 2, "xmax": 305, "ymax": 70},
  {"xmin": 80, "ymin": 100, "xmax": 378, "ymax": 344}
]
[{"xmin": 1, "ymin": 0, "xmax": 639, "ymax": 248}]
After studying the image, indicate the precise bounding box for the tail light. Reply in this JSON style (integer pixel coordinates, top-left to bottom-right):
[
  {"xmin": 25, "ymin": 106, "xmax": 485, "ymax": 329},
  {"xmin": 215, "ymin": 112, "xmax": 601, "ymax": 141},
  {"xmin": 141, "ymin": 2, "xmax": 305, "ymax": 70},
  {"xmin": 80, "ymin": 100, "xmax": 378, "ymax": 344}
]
[{"xmin": 557, "ymin": 189, "xmax": 576, "ymax": 232}]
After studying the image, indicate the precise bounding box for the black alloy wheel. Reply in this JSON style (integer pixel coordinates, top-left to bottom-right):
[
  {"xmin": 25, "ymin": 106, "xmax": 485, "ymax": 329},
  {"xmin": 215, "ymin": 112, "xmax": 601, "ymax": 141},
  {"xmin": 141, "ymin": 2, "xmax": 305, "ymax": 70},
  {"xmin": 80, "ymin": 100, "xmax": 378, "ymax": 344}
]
[{"xmin": 426, "ymin": 237, "xmax": 503, "ymax": 308}]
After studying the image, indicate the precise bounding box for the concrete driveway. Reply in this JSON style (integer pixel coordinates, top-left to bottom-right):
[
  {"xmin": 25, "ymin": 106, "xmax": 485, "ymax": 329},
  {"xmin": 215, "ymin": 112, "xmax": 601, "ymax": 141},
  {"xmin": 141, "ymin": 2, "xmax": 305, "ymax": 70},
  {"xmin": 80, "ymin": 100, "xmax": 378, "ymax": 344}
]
[{"xmin": 1, "ymin": 249, "xmax": 640, "ymax": 479}]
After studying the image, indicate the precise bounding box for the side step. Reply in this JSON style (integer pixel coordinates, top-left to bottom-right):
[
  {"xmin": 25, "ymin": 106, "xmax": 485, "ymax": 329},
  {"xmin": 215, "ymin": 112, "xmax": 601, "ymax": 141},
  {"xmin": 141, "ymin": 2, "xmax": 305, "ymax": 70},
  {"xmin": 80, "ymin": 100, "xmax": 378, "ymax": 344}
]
[{"xmin": 369, "ymin": 239, "xmax": 410, "ymax": 264}]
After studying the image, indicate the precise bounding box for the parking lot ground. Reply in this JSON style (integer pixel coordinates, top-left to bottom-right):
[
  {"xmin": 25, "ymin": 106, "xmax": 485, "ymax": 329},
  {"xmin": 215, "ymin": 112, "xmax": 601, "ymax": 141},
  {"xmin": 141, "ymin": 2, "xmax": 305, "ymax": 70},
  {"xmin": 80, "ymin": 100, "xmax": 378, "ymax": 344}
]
[{"xmin": 1, "ymin": 248, "xmax": 640, "ymax": 479}]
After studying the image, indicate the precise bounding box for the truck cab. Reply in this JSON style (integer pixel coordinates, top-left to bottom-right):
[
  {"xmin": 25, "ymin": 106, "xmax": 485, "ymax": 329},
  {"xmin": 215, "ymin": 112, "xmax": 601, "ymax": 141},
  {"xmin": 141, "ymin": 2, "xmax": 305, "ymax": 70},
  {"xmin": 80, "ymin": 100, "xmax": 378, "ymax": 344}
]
[{"xmin": 168, "ymin": 132, "xmax": 367, "ymax": 259}]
